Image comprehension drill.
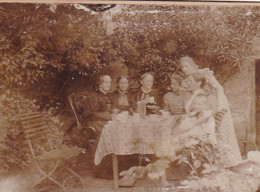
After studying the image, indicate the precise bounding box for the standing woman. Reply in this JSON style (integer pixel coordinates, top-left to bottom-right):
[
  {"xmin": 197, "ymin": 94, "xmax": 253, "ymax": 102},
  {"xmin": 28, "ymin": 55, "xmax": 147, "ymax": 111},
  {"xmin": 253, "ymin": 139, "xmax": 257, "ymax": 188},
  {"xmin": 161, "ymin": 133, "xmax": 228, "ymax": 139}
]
[
  {"xmin": 111, "ymin": 76, "xmax": 134, "ymax": 114},
  {"xmin": 133, "ymin": 72, "xmax": 162, "ymax": 114},
  {"xmin": 179, "ymin": 56, "xmax": 242, "ymax": 167}
]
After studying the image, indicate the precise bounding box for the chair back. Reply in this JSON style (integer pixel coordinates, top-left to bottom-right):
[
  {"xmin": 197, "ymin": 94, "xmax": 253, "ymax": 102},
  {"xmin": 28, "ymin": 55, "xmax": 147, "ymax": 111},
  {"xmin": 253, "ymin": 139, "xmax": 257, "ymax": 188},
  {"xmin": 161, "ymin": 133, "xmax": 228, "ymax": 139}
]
[
  {"xmin": 67, "ymin": 92, "xmax": 97, "ymax": 152},
  {"xmin": 68, "ymin": 93, "xmax": 82, "ymax": 130},
  {"xmin": 68, "ymin": 92, "xmax": 88, "ymax": 130},
  {"xmin": 17, "ymin": 112, "xmax": 86, "ymax": 192},
  {"xmin": 17, "ymin": 112, "xmax": 51, "ymax": 158}
]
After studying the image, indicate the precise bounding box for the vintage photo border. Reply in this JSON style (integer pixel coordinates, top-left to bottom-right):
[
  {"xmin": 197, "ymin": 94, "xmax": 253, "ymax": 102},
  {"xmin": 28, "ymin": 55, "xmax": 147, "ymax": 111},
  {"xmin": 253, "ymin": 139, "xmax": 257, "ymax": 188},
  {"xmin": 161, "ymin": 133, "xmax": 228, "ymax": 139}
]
[
  {"xmin": 0, "ymin": 1, "xmax": 259, "ymax": 192},
  {"xmin": 0, "ymin": 0, "xmax": 259, "ymax": 5}
]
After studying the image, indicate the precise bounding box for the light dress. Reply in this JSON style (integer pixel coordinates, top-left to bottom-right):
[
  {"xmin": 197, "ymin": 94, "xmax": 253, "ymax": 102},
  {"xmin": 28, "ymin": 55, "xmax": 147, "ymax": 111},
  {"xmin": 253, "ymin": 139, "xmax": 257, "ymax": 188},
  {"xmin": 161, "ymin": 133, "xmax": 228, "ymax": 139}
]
[{"xmin": 192, "ymin": 68, "xmax": 242, "ymax": 167}]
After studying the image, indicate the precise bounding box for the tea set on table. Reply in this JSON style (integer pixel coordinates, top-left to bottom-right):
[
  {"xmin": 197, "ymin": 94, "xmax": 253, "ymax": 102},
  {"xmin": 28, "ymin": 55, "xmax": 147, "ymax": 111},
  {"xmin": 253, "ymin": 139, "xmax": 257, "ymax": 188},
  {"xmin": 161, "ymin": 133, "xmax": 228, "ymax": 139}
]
[{"xmin": 111, "ymin": 96, "xmax": 171, "ymax": 123}]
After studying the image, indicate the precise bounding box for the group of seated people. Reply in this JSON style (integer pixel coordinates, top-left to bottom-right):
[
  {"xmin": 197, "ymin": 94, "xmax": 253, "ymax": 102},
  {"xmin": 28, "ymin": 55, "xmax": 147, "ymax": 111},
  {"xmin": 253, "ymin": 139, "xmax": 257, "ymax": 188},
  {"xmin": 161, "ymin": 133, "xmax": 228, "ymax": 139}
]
[
  {"xmin": 74, "ymin": 56, "xmax": 242, "ymax": 179},
  {"xmin": 81, "ymin": 72, "xmax": 167, "ymax": 134}
]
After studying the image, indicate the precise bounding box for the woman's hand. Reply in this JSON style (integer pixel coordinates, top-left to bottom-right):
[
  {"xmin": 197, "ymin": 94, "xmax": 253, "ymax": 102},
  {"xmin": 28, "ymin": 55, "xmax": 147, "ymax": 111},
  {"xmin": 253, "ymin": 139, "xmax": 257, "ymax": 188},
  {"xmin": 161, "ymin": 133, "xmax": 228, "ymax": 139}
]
[
  {"xmin": 216, "ymin": 105, "xmax": 228, "ymax": 113},
  {"xmin": 188, "ymin": 111, "xmax": 200, "ymax": 118},
  {"xmin": 143, "ymin": 96, "xmax": 156, "ymax": 104}
]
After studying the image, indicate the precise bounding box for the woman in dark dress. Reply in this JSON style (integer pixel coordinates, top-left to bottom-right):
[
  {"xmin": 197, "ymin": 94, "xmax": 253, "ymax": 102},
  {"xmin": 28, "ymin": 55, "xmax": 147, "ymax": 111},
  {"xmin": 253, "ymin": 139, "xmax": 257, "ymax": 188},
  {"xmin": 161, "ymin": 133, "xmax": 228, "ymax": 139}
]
[
  {"xmin": 133, "ymin": 72, "xmax": 162, "ymax": 114},
  {"xmin": 83, "ymin": 75, "xmax": 139, "ymax": 179},
  {"xmin": 111, "ymin": 76, "xmax": 134, "ymax": 114},
  {"xmin": 82, "ymin": 74, "xmax": 113, "ymax": 134},
  {"xmin": 80, "ymin": 74, "xmax": 115, "ymax": 178}
]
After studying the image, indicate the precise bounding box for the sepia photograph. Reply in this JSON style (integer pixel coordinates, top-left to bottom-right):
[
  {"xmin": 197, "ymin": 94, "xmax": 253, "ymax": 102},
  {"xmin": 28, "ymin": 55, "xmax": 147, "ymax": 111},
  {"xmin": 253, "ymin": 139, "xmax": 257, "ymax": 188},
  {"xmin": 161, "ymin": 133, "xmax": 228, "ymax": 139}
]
[{"xmin": 0, "ymin": 2, "xmax": 260, "ymax": 192}]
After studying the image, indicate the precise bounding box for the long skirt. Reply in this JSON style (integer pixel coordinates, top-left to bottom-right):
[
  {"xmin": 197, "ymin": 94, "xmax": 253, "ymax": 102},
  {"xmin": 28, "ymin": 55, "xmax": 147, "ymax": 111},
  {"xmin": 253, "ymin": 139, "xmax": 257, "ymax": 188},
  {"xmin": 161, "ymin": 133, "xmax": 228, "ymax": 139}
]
[
  {"xmin": 216, "ymin": 109, "xmax": 242, "ymax": 167},
  {"xmin": 213, "ymin": 91, "xmax": 242, "ymax": 167}
]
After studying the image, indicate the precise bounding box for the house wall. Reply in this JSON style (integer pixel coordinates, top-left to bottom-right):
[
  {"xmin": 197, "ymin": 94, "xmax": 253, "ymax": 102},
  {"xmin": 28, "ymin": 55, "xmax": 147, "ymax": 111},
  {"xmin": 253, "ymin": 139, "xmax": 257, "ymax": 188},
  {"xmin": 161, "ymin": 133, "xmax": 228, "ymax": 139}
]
[
  {"xmin": 252, "ymin": 37, "xmax": 260, "ymax": 150},
  {"xmin": 223, "ymin": 59, "xmax": 254, "ymax": 155},
  {"xmin": 224, "ymin": 37, "xmax": 260, "ymax": 154}
]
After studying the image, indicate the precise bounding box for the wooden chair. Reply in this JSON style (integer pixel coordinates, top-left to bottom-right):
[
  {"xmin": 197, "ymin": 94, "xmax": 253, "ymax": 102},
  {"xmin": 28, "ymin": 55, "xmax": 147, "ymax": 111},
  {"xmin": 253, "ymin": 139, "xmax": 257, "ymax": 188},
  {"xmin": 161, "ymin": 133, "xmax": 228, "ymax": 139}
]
[
  {"xmin": 68, "ymin": 93, "xmax": 97, "ymax": 154},
  {"xmin": 17, "ymin": 112, "xmax": 85, "ymax": 192}
]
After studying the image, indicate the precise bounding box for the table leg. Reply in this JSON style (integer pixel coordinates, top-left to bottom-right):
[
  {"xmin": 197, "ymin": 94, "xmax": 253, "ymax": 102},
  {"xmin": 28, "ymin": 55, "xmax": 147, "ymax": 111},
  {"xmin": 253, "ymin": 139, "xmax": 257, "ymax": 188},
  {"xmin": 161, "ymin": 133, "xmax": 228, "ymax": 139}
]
[
  {"xmin": 112, "ymin": 154, "xmax": 119, "ymax": 189},
  {"xmin": 161, "ymin": 170, "xmax": 167, "ymax": 187}
]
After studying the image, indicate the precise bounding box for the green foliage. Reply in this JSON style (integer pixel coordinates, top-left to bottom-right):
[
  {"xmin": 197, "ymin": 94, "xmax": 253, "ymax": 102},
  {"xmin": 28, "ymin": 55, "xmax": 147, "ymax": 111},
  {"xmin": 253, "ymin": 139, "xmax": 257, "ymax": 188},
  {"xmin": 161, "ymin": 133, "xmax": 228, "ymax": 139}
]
[
  {"xmin": 154, "ymin": 135, "xmax": 225, "ymax": 177},
  {"xmin": 0, "ymin": 4, "xmax": 109, "ymax": 106},
  {"xmin": 0, "ymin": 90, "xmax": 37, "ymax": 174},
  {"xmin": 108, "ymin": 5, "xmax": 260, "ymax": 85},
  {"xmin": 0, "ymin": 4, "xmax": 259, "ymax": 107},
  {"xmin": 0, "ymin": 90, "xmax": 73, "ymax": 175},
  {"xmin": 148, "ymin": 135, "xmax": 260, "ymax": 192}
]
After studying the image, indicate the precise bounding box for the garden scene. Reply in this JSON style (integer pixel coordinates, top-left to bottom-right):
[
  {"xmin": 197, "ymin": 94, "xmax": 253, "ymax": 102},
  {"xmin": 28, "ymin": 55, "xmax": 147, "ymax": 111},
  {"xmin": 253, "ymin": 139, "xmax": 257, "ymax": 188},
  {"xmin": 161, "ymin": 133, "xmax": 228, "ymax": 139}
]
[{"xmin": 0, "ymin": 3, "xmax": 260, "ymax": 192}]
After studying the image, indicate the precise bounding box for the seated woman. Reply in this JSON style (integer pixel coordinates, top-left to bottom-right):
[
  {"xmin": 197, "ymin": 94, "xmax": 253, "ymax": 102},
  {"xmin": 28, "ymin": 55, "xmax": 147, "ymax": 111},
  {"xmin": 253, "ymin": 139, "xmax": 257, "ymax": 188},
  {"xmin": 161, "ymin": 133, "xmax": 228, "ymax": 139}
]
[
  {"xmin": 83, "ymin": 74, "xmax": 139, "ymax": 179},
  {"xmin": 173, "ymin": 75, "xmax": 216, "ymax": 143},
  {"xmin": 180, "ymin": 56, "xmax": 242, "ymax": 167},
  {"xmin": 119, "ymin": 75, "xmax": 217, "ymax": 185},
  {"xmin": 119, "ymin": 67, "xmax": 243, "ymax": 184},
  {"xmin": 79, "ymin": 74, "xmax": 114, "ymax": 179},
  {"xmin": 82, "ymin": 74, "xmax": 113, "ymax": 134},
  {"xmin": 162, "ymin": 74, "xmax": 217, "ymax": 181},
  {"xmin": 133, "ymin": 72, "xmax": 162, "ymax": 114},
  {"xmin": 163, "ymin": 73, "xmax": 191, "ymax": 115},
  {"xmin": 111, "ymin": 76, "xmax": 134, "ymax": 114}
]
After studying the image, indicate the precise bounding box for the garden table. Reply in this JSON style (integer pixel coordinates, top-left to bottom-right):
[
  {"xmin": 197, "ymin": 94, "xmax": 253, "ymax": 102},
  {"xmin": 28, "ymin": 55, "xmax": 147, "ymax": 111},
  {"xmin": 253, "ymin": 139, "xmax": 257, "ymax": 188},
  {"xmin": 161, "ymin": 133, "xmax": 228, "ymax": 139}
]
[{"xmin": 94, "ymin": 114, "xmax": 175, "ymax": 189}]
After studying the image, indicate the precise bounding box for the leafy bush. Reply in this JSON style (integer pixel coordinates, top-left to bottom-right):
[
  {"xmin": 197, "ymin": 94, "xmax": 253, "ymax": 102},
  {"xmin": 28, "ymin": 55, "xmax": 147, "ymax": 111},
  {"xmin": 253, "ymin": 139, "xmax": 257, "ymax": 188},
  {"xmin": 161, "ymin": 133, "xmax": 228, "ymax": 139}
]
[
  {"xmin": 0, "ymin": 90, "xmax": 74, "ymax": 175},
  {"xmin": 0, "ymin": 90, "xmax": 35, "ymax": 174},
  {"xmin": 108, "ymin": 5, "xmax": 260, "ymax": 87},
  {"xmin": 0, "ymin": 4, "xmax": 259, "ymax": 108},
  {"xmin": 151, "ymin": 135, "xmax": 224, "ymax": 178},
  {"xmin": 147, "ymin": 135, "xmax": 260, "ymax": 192}
]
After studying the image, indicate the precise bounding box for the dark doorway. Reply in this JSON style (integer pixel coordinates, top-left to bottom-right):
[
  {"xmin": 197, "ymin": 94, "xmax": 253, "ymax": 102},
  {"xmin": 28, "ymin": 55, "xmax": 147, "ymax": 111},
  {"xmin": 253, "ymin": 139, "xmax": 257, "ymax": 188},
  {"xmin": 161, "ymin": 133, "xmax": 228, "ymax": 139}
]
[{"xmin": 255, "ymin": 60, "xmax": 260, "ymax": 148}]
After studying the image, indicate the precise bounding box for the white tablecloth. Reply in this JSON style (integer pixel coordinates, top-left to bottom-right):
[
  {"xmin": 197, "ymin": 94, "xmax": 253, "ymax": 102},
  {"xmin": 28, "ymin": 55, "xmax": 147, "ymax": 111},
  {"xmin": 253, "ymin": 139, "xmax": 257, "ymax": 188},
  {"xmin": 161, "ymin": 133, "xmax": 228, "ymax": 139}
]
[{"xmin": 94, "ymin": 115, "xmax": 174, "ymax": 165}]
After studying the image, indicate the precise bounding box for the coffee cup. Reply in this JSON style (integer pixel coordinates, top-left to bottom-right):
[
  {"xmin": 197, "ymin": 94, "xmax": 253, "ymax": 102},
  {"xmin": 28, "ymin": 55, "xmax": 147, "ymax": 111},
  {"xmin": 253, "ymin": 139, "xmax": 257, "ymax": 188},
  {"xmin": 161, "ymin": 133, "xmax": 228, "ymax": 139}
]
[{"xmin": 161, "ymin": 111, "xmax": 170, "ymax": 117}]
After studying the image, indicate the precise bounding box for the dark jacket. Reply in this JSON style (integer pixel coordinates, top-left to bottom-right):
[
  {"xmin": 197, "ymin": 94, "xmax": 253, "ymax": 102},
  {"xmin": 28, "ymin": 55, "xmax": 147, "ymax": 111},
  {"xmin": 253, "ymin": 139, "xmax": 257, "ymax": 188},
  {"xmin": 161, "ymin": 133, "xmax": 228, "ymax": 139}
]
[
  {"xmin": 132, "ymin": 88, "xmax": 162, "ymax": 114},
  {"xmin": 111, "ymin": 90, "xmax": 134, "ymax": 114},
  {"xmin": 81, "ymin": 90, "xmax": 113, "ymax": 133}
]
